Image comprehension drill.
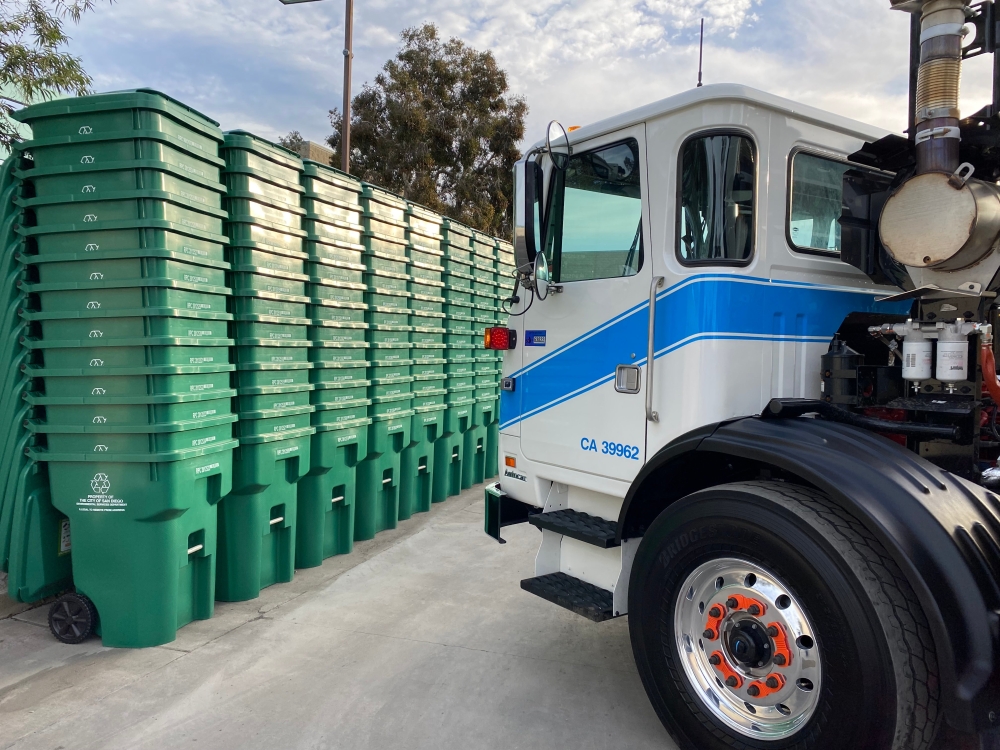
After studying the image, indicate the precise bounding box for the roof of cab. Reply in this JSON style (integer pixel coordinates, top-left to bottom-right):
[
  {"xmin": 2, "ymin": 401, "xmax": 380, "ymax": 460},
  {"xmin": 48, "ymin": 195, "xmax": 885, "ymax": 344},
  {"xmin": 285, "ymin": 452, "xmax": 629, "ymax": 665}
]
[{"xmin": 528, "ymin": 83, "xmax": 893, "ymax": 153}]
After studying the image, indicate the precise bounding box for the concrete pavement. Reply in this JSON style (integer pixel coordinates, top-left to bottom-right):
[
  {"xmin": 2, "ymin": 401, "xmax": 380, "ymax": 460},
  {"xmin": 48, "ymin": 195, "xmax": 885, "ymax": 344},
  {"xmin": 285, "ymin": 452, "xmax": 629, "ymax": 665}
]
[{"xmin": 0, "ymin": 485, "xmax": 675, "ymax": 750}]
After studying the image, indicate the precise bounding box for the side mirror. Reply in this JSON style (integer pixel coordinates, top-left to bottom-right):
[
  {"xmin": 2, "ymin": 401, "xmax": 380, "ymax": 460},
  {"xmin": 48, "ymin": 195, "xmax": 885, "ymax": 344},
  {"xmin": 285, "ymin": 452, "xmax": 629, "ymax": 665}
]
[
  {"xmin": 513, "ymin": 157, "xmax": 542, "ymax": 275},
  {"xmin": 534, "ymin": 251, "xmax": 552, "ymax": 301},
  {"xmin": 547, "ymin": 121, "xmax": 570, "ymax": 171}
]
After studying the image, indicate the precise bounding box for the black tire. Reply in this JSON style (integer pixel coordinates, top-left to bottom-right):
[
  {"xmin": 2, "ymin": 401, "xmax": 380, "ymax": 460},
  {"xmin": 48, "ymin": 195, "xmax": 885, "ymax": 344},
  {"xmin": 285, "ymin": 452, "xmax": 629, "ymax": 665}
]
[
  {"xmin": 48, "ymin": 592, "xmax": 97, "ymax": 644},
  {"xmin": 628, "ymin": 480, "xmax": 939, "ymax": 750}
]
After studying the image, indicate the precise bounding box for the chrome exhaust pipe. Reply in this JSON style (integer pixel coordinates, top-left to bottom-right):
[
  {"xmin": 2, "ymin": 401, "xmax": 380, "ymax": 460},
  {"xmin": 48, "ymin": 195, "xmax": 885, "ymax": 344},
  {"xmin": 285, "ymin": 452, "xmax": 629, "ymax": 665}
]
[{"xmin": 892, "ymin": 0, "xmax": 969, "ymax": 174}]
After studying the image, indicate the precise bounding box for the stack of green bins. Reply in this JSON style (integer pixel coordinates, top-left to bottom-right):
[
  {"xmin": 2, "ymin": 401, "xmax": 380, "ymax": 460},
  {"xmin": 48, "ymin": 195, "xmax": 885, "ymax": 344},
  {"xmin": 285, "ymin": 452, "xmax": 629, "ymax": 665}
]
[
  {"xmin": 12, "ymin": 90, "xmax": 238, "ymax": 647},
  {"xmin": 399, "ymin": 201, "xmax": 447, "ymax": 521},
  {"xmin": 465, "ymin": 228, "xmax": 501, "ymax": 488},
  {"xmin": 434, "ymin": 218, "xmax": 477, "ymax": 503},
  {"xmin": 356, "ymin": 184, "xmax": 413, "ymax": 540},
  {"xmin": 1, "ymin": 150, "xmax": 72, "ymax": 608},
  {"xmin": 218, "ymin": 131, "xmax": 314, "ymax": 601},
  {"xmin": 297, "ymin": 160, "xmax": 370, "ymax": 567}
]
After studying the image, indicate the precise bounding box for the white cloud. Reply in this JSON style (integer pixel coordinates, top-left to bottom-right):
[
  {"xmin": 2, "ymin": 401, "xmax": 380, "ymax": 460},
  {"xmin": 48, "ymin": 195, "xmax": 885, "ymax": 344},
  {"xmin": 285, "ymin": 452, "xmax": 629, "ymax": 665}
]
[{"xmin": 64, "ymin": 0, "xmax": 995, "ymax": 147}]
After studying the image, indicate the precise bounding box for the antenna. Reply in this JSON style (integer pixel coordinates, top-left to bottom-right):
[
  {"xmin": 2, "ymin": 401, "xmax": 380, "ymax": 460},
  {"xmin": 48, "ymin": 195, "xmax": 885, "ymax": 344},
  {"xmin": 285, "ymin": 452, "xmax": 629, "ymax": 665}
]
[{"xmin": 697, "ymin": 18, "xmax": 705, "ymax": 88}]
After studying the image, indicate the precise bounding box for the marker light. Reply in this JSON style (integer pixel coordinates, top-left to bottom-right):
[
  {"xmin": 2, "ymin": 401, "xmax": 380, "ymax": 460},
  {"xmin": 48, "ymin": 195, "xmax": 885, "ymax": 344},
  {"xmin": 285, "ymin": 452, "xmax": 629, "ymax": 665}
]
[
  {"xmin": 505, "ymin": 456, "xmax": 517, "ymax": 468},
  {"xmin": 484, "ymin": 327, "xmax": 516, "ymax": 350}
]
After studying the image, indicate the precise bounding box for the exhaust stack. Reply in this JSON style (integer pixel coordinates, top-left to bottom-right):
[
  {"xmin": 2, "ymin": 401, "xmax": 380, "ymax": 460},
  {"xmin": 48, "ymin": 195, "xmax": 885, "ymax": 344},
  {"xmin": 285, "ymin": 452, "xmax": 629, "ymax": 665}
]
[{"xmin": 908, "ymin": 0, "xmax": 965, "ymax": 174}]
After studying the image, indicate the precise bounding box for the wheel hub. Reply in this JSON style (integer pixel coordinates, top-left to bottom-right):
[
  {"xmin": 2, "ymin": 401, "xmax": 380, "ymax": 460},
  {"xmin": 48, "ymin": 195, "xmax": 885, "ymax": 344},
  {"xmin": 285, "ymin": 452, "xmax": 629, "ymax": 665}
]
[
  {"xmin": 725, "ymin": 617, "xmax": 772, "ymax": 669},
  {"xmin": 673, "ymin": 558, "xmax": 822, "ymax": 740}
]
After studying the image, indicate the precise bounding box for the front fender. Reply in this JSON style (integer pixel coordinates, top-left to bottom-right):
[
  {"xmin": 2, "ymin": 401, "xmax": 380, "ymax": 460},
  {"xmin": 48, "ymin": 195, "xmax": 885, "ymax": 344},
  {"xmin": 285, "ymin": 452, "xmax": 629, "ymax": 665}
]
[{"xmin": 619, "ymin": 416, "xmax": 1000, "ymax": 732}]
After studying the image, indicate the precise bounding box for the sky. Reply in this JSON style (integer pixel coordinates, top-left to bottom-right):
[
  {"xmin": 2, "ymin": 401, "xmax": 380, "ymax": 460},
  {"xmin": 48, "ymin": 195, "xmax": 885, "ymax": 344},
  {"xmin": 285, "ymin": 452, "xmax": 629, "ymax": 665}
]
[{"xmin": 59, "ymin": 0, "xmax": 997, "ymax": 149}]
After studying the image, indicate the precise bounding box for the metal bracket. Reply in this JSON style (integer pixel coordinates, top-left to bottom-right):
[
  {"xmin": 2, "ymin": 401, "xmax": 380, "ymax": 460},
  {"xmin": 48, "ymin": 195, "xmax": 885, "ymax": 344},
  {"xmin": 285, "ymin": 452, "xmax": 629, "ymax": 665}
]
[
  {"xmin": 484, "ymin": 483, "xmax": 538, "ymax": 544},
  {"xmin": 963, "ymin": 1, "xmax": 997, "ymax": 60}
]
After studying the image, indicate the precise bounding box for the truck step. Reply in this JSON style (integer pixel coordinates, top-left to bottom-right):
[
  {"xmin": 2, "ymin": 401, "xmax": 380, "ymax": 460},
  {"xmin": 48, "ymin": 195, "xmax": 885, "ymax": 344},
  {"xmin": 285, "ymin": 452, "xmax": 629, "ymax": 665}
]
[
  {"xmin": 527, "ymin": 509, "xmax": 620, "ymax": 548},
  {"xmin": 520, "ymin": 572, "xmax": 615, "ymax": 622}
]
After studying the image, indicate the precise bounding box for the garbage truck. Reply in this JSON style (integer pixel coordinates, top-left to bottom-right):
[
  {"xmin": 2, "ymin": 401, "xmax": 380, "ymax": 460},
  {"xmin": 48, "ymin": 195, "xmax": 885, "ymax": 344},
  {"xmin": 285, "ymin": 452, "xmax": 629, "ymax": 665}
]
[{"xmin": 483, "ymin": 1, "xmax": 1000, "ymax": 747}]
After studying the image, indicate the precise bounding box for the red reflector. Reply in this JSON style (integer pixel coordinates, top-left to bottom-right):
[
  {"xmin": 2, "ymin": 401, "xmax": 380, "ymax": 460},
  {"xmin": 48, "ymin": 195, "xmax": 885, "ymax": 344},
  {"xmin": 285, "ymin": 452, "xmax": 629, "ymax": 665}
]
[{"xmin": 485, "ymin": 327, "xmax": 515, "ymax": 350}]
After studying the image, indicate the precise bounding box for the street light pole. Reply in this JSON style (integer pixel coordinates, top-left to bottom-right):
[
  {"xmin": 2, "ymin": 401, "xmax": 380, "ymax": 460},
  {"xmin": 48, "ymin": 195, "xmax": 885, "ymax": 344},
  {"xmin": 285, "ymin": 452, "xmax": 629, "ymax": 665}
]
[
  {"xmin": 278, "ymin": 0, "xmax": 353, "ymax": 173},
  {"xmin": 342, "ymin": 0, "xmax": 353, "ymax": 174}
]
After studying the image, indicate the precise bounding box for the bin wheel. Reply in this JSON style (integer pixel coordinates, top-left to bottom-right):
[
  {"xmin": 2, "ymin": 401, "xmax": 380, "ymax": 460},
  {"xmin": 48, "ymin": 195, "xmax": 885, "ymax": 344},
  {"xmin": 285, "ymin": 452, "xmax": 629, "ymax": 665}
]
[
  {"xmin": 48, "ymin": 593, "xmax": 97, "ymax": 644},
  {"xmin": 628, "ymin": 480, "xmax": 941, "ymax": 750}
]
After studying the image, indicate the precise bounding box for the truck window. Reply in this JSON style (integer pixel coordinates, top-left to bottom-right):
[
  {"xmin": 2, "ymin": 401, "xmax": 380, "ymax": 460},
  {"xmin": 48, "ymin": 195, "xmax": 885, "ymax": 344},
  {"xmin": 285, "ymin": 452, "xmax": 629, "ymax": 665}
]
[
  {"xmin": 788, "ymin": 152, "xmax": 894, "ymax": 258},
  {"xmin": 677, "ymin": 133, "xmax": 756, "ymax": 264},
  {"xmin": 543, "ymin": 138, "xmax": 643, "ymax": 283},
  {"xmin": 788, "ymin": 152, "xmax": 850, "ymax": 254}
]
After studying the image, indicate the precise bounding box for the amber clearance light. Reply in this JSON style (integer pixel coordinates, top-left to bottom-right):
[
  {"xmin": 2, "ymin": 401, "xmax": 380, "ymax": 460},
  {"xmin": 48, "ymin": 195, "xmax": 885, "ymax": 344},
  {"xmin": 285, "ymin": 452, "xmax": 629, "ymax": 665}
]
[{"xmin": 484, "ymin": 327, "xmax": 516, "ymax": 350}]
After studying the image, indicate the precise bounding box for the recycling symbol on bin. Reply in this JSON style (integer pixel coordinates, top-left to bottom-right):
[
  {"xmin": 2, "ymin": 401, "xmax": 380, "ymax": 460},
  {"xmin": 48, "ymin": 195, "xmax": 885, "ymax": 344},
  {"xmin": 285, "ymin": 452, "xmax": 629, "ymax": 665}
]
[
  {"xmin": 90, "ymin": 272, "xmax": 104, "ymax": 280},
  {"xmin": 89, "ymin": 330, "xmax": 102, "ymax": 338},
  {"xmin": 85, "ymin": 244, "xmax": 99, "ymax": 252},
  {"xmin": 82, "ymin": 185, "xmax": 95, "ymax": 193},
  {"xmin": 80, "ymin": 155, "xmax": 94, "ymax": 164},
  {"xmin": 78, "ymin": 126, "xmax": 93, "ymax": 135},
  {"xmin": 83, "ymin": 214, "xmax": 98, "ymax": 222},
  {"xmin": 86, "ymin": 301, "xmax": 100, "ymax": 309},
  {"xmin": 91, "ymin": 473, "xmax": 110, "ymax": 493},
  {"xmin": 93, "ymin": 445, "xmax": 109, "ymax": 453},
  {"xmin": 92, "ymin": 416, "xmax": 106, "ymax": 424},
  {"xmin": 89, "ymin": 359, "xmax": 104, "ymax": 367},
  {"xmin": 91, "ymin": 388, "xmax": 106, "ymax": 395}
]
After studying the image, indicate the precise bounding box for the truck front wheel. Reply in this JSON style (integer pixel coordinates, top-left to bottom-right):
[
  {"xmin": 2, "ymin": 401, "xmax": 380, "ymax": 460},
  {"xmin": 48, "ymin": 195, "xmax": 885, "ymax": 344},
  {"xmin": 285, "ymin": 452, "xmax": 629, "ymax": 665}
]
[{"xmin": 628, "ymin": 480, "xmax": 939, "ymax": 750}]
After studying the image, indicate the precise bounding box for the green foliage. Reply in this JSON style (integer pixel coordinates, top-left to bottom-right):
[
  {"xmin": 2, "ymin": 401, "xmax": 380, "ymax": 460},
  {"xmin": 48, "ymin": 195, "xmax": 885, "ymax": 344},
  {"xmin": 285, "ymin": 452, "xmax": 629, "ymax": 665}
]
[
  {"xmin": 0, "ymin": 1, "xmax": 108, "ymax": 150},
  {"xmin": 278, "ymin": 129, "xmax": 307, "ymax": 158},
  {"xmin": 328, "ymin": 23, "xmax": 527, "ymax": 237}
]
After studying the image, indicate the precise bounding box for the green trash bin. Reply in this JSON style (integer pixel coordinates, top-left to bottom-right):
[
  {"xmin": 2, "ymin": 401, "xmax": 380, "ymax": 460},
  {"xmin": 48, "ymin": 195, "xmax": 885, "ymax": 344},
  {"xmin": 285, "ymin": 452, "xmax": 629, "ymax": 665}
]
[
  {"xmin": 398, "ymin": 404, "xmax": 444, "ymax": 520},
  {"xmin": 432, "ymin": 391, "xmax": 475, "ymax": 504},
  {"xmin": 28, "ymin": 441, "xmax": 236, "ymax": 648},
  {"xmin": 355, "ymin": 397, "xmax": 412, "ymax": 541},
  {"xmin": 463, "ymin": 395, "xmax": 498, "ymax": 489},
  {"xmin": 296, "ymin": 406, "xmax": 370, "ymax": 568},
  {"xmin": 216, "ymin": 426, "xmax": 313, "ymax": 602}
]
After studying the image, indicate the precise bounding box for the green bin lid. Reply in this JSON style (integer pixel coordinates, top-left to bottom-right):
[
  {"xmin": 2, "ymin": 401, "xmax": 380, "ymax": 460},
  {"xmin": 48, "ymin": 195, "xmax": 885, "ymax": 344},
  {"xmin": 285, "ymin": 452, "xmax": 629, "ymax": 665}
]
[
  {"xmin": 222, "ymin": 130, "xmax": 303, "ymax": 170},
  {"xmin": 303, "ymin": 160, "xmax": 361, "ymax": 191},
  {"xmin": 442, "ymin": 218, "xmax": 474, "ymax": 238},
  {"xmin": 12, "ymin": 89, "xmax": 222, "ymax": 140},
  {"xmin": 361, "ymin": 183, "xmax": 407, "ymax": 208}
]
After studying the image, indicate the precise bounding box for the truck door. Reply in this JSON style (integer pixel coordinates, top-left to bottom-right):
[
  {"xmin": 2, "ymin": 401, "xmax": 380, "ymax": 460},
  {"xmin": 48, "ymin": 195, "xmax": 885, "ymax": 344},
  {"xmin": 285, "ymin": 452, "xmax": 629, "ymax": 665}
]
[{"xmin": 511, "ymin": 125, "xmax": 652, "ymax": 482}]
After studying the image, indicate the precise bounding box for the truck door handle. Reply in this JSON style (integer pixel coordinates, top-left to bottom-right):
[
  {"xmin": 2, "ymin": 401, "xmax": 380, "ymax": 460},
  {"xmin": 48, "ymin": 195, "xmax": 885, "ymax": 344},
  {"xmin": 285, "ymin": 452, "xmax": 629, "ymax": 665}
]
[
  {"xmin": 646, "ymin": 276, "xmax": 664, "ymax": 422},
  {"xmin": 615, "ymin": 365, "xmax": 641, "ymax": 394}
]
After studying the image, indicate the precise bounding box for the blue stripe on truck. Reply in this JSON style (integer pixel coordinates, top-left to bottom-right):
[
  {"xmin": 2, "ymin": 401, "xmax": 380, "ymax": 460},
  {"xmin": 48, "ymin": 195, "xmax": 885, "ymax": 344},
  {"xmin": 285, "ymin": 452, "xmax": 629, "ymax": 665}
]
[{"xmin": 499, "ymin": 275, "xmax": 909, "ymax": 430}]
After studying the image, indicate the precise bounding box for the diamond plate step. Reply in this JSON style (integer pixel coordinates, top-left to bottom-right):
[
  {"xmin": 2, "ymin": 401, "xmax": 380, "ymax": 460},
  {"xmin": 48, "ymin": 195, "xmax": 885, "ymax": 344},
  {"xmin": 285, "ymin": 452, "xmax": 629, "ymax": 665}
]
[
  {"xmin": 520, "ymin": 572, "xmax": 615, "ymax": 622},
  {"xmin": 527, "ymin": 508, "xmax": 619, "ymax": 548}
]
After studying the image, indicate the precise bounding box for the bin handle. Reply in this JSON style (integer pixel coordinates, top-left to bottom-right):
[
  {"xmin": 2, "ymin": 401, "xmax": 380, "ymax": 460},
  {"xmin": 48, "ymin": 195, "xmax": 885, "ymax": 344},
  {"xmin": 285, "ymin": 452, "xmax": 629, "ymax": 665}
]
[
  {"xmin": 332, "ymin": 495, "xmax": 345, "ymax": 504},
  {"xmin": 269, "ymin": 517, "xmax": 284, "ymax": 525},
  {"xmin": 187, "ymin": 544, "xmax": 204, "ymax": 555}
]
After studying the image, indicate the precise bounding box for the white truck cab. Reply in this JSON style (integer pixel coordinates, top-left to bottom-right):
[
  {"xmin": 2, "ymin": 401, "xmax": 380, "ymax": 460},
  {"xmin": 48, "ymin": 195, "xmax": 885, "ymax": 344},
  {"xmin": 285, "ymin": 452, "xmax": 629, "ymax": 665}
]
[
  {"xmin": 483, "ymin": 24, "xmax": 1000, "ymax": 742},
  {"xmin": 499, "ymin": 83, "xmax": 904, "ymax": 610}
]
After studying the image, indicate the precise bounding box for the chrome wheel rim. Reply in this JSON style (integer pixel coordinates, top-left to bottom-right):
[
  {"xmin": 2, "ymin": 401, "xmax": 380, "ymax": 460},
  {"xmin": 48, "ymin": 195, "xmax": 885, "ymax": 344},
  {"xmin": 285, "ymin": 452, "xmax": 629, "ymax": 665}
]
[{"xmin": 673, "ymin": 558, "xmax": 822, "ymax": 740}]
